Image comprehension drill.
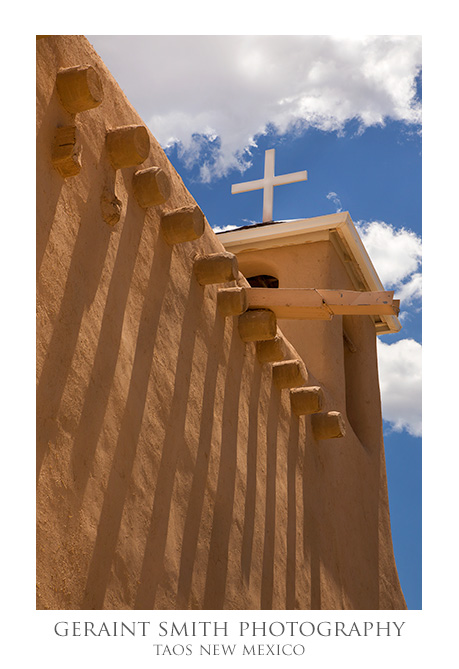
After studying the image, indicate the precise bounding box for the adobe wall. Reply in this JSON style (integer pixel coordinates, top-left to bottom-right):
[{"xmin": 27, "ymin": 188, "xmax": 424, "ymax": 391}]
[
  {"xmin": 235, "ymin": 242, "xmax": 406, "ymax": 609},
  {"xmin": 36, "ymin": 35, "xmax": 406, "ymax": 610}
]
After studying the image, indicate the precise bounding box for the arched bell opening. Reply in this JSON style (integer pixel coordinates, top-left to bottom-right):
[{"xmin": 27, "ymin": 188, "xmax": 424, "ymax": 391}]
[{"xmin": 246, "ymin": 274, "xmax": 279, "ymax": 288}]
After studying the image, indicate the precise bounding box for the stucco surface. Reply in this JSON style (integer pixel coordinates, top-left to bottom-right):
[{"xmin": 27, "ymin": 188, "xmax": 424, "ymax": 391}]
[
  {"xmin": 236, "ymin": 243, "xmax": 406, "ymax": 609},
  {"xmin": 36, "ymin": 35, "xmax": 406, "ymax": 610}
]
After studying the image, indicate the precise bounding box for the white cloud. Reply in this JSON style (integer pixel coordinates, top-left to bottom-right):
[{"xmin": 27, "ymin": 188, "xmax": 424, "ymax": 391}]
[
  {"xmin": 212, "ymin": 224, "xmax": 239, "ymax": 233},
  {"xmin": 355, "ymin": 220, "xmax": 422, "ymax": 305},
  {"xmin": 395, "ymin": 272, "xmax": 422, "ymax": 304},
  {"xmin": 377, "ymin": 338, "xmax": 421, "ymax": 437},
  {"xmin": 87, "ymin": 35, "xmax": 421, "ymax": 181},
  {"xmin": 326, "ymin": 191, "xmax": 343, "ymax": 212}
]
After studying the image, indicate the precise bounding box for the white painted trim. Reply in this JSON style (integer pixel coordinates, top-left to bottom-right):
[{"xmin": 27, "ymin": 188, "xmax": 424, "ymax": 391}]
[{"xmin": 217, "ymin": 212, "xmax": 347, "ymax": 248}]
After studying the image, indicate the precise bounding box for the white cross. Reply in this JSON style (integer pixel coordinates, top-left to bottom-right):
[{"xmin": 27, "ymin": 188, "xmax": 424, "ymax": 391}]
[{"xmin": 231, "ymin": 148, "xmax": 308, "ymax": 223}]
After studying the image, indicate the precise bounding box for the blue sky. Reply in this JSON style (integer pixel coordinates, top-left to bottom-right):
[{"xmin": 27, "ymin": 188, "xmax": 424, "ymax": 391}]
[{"xmin": 87, "ymin": 35, "xmax": 422, "ymax": 609}]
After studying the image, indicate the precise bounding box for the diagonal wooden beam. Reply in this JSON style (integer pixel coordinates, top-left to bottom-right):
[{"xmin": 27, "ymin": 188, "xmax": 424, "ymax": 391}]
[
  {"xmin": 315, "ymin": 289, "xmax": 399, "ymax": 316},
  {"xmin": 244, "ymin": 288, "xmax": 399, "ymax": 319}
]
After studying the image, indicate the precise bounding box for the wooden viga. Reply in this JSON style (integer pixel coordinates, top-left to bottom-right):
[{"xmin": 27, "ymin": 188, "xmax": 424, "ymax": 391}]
[{"xmin": 52, "ymin": 65, "xmax": 104, "ymax": 178}]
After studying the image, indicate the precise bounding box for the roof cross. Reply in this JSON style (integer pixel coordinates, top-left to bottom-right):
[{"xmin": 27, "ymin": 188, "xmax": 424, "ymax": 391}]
[{"xmin": 231, "ymin": 148, "xmax": 308, "ymax": 223}]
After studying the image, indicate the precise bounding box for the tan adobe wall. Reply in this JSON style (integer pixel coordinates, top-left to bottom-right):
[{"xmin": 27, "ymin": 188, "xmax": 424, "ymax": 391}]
[
  {"xmin": 36, "ymin": 35, "xmax": 406, "ymax": 610},
  {"xmin": 233, "ymin": 242, "xmax": 406, "ymax": 609}
]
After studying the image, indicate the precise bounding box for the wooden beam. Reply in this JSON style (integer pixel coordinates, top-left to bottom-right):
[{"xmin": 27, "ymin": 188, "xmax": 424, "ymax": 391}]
[
  {"xmin": 245, "ymin": 288, "xmax": 332, "ymax": 320},
  {"xmin": 315, "ymin": 289, "xmax": 399, "ymax": 315},
  {"xmin": 244, "ymin": 288, "xmax": 399, "ymax": 319}
]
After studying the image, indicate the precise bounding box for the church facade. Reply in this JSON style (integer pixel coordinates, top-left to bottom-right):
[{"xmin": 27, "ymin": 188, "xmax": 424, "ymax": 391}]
[{"xmin": 36, "ymin": 35, "xmax": 406, "ymax": 610}]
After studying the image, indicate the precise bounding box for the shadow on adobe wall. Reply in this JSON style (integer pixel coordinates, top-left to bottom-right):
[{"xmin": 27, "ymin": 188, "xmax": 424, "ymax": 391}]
[{"xmin": 36, "ymin": 169, "xmax": 114, "ymax": 480}]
